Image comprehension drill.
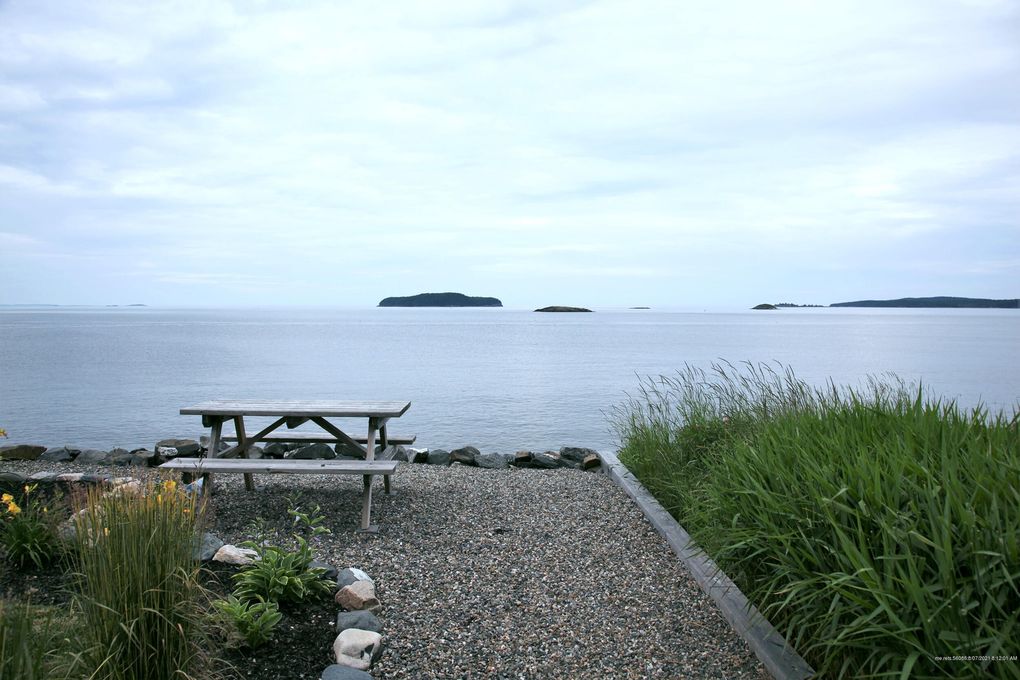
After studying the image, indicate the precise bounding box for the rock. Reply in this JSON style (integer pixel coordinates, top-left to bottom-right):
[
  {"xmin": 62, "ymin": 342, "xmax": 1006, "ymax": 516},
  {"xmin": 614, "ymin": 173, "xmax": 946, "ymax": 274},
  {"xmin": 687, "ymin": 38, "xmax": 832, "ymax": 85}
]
[
  {"xmin": 582, "ymin": 453, "xmax": 601, "ymax": 470},
  {"xmin": 332, "ymin": 629, "xmax": 383, "ymax": 670},
  {"xmin": 335, "ymin": 581, "xmax": 380, "ymax": 612},
  {"xmin": 199, "ymin": 435, "xmax": 231, "ymax": 453},
  {"xmin": 476, "ymin": 452, "xmax": 513, "ymax": 469},
  {"xmin": 128, "ymin": 449, "xmax": 158, "ymax": 466},
  {"xmin": 264, "ymin": 442, "xmax": 292, "ymax": 458},
  {"xmin": 288, "ymin": 443, "xmax": 336, "ymax": 460},
  {"xmin": 212, "ymin": 544, "xmax": 258, "ymax": 565},
  {"xmin": 513, "ymin": 450, "xmax": 532, "ymax": 466},
  {"xmin": 337, "ymin": 567, "xmax": 375, "ymax": 589},
  {"xmin": 155, "ymin": 438, "xmax": 201, "ymax": 457},
  {"xmin": 40, "ymin": 446, "xmax": 80, "ymax": 462},
  {"xmin": 193, "ymin": 532, "xmax": 224, "ymax": 561},
  {"xmin": 77, "ymin": 449, "xmax": 112, "ymax": 464},
  {"xmin": 336, "ymin": 610, "xmax": 382, "ymax": 633},
  {"xmin": 108, "ymin": 448, "xmax": 138, "ymax": 466},
  {"xmin": 0, "ymin": 444, "xmax": 47, "ymax": 460},
  {"xmin": 28, "ymin": 471, "xmax": 60, "ymax": 483},
  {"xmin": 334, "ymin": 442, "xmax": 367, "ymax": 458},
  {"xmin": 310, "ymin": 560, "xmax": 339, "ymax": 581},
  {"xmin": 410, "ymin": 447, "xmax": 429, "ymax": 464},
  {"xmin": 560, "ymin": 446, "xmax": 598, "ymax": 462},
  {"xmin": 244, "ymin": 445, "xmax": 265, "ymax": 459},
  {"xmin": 321, "ymin": 665, "xmax": 373, "ymax": 680},
  {"xmin": 532, "ymin": 451, "xmax": 561, "ymax": 469},
  {"xmin": 55, "ymin": 472, "xmax": 85, "ymax": 484},
  {"xmin": 390, "ymin": 446, "xmax": 409, "ymax": 462},
  {"xmin": 80, "ymin": 473, "xmax": 111, "ymax": 484},
  {"xmin": 0, "ymin": 472, "xmax": 28, "ymax": 494},
  {"xmin": 426, "ymin": 448, "xmax": 451, "ymax": 466},
  {"xmin": 450, "ymin": 446, "xmax": 479, "ymax": 466}
]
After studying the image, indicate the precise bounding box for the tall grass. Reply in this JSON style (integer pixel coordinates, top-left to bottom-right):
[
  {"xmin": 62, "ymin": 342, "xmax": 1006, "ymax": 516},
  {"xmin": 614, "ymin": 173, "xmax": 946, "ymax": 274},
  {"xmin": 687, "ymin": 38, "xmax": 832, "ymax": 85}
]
[
  {"xmin": 611, "ymin": 362, "xmax": 1020, "ymax": 679},
  {"xmin": 0, "ymin": 599, "xmax": 50, "ymax": 680},
  {"xmin": 69, "ymin": 479, "xmax": 219, "ymax": 680}
]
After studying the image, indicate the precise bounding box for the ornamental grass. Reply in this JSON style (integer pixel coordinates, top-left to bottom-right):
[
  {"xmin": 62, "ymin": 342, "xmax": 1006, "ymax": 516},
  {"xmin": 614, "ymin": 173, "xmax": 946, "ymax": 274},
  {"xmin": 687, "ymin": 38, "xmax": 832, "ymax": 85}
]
[
  {"xmin": 69, "ymin": 478, "xmax": 220, "ymax": 680},
  {"xmin": 612, "ymin": 361, "xmax": 1020, "ymax": 679}
]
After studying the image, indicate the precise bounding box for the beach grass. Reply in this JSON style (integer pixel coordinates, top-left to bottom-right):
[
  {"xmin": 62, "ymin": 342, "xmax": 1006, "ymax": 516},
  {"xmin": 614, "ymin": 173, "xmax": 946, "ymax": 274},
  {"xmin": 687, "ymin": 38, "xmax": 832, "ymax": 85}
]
[{"xmin": 611, "ymin": 362, "xmax": 1020, "ymax": 679}]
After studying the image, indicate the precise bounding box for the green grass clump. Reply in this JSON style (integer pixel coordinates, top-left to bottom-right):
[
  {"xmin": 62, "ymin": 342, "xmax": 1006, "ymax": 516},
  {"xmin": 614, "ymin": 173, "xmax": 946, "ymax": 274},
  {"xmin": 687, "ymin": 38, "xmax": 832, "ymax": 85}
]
[
  {"xmin": 0, "ymin": 599, "xmax": 51, "ymax": 680},
  {"xmin": 612, "ymin": 362, "xmax": 1020, "ymax": 679},
  {"xmin": 69, "ymin": 479, "xmax": 219, "ymax": 680}
]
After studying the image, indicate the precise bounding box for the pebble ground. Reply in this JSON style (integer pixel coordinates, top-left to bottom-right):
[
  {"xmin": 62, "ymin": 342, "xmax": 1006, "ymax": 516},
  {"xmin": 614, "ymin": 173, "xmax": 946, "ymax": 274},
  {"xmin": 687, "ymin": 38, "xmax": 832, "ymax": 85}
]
[{"xmin": 3, "ymin": 460, "xmax": 769, "ymax": 679}]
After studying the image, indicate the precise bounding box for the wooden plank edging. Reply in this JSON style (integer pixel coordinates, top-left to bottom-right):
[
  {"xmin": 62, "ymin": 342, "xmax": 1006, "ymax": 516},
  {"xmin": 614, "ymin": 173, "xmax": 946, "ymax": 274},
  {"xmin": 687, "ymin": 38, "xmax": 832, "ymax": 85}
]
[{"xmin": 597, "ymin": 450, "xmax": 815, "ymax": 680}]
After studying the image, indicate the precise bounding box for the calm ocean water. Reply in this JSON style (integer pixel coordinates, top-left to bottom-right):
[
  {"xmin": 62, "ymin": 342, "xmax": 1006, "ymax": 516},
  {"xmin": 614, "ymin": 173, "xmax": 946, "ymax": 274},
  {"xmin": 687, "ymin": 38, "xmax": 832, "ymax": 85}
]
[{"xmin": 1, "ymin": 307, "xmax": 1017, "ymax": 453}]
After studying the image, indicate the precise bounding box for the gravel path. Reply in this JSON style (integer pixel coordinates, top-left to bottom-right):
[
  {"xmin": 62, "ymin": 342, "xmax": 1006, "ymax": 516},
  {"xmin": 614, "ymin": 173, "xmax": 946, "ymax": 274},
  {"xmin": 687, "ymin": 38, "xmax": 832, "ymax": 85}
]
[
  {"xmin": 3, "ymin": 460, "xmax": 767, "ymax": 679},
  {"xmin": 213, "ymin": 464, "xmax": 767, "ymax": 679}
]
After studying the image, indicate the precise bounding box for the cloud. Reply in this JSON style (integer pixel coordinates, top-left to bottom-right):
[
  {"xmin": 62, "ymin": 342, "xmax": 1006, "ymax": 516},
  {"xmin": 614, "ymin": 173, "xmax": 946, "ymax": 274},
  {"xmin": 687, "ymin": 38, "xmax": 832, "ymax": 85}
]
[{"xmin": 0, "ymin": 0, "xmax": 1017, "ymax": 306}]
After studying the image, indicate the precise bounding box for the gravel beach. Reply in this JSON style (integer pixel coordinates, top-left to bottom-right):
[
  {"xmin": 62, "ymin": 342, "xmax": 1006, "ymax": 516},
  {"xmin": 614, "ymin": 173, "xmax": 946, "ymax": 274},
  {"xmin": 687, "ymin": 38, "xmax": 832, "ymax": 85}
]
[{"xmin": 2, "ymin": 460, "xmax": 768, "ymax": 679}]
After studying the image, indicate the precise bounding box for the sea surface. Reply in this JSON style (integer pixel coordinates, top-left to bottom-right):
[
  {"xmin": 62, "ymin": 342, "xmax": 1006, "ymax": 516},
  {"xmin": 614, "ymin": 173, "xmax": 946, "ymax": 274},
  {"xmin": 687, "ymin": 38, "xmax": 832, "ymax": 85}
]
[{"xmin": 1, "ymin": 307, "xmax": 1017, "ymax": 453}]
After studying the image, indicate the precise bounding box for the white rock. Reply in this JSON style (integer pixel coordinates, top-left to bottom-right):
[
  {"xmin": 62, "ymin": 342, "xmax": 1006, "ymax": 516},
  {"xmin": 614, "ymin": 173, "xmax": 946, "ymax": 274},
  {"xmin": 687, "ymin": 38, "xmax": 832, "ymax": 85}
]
[
  {"xmin": 212, "ymin": 544, "xmax": 258, "ymax": 565},
  {"xmin": 333, "ymin": 629, "xmax": 383, "ymax": 670}
]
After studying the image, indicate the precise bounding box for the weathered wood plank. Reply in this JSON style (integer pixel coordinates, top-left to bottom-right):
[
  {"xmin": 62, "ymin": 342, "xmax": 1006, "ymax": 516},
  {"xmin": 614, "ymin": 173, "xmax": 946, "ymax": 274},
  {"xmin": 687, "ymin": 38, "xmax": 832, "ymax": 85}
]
[
  {"xmin": 221, "ymin": 433, "xmax": 417, "ymax": 445},
  {"xmin": 159, "ymin": 459, "xmax": 399, "ymax": 475},
  {"xmin": 180, "ymin": 401, "xmax": 411, "ymax": 418}
]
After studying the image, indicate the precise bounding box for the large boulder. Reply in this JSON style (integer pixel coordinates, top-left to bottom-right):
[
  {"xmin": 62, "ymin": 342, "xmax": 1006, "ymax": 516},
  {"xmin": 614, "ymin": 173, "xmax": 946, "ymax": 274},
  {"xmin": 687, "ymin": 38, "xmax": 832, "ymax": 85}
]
[
  {"xmin": 426, "ymin": 449, "xmax": 451, "ymax": 466},
  {"xmin": 155, "ymin": 438, "xmax": 201, "ymax": 458},
  {"xmin": 476, "ymin": 452, "xmax": 513, "ymax": 470},
  {"xmin": 76, "ymin": 449, "xmax": 113, "ymax": 464},
  {"xmin": 531, "ymin": 451, "xmax": 561, "ymax": 469},
  {"xmin": 450, "ymin": 446, "xmax": 479, "ymax": 466},
  {"xmin": 0, "ymin": 444, "xmax": 46, "ymax": 460},
  {"xmin": 0, "ymin": 471, "xmax": 28, "ymax": 494},
  {"xmin": 560, "ymin": 446, "xmax": 598, "ymax": 463},
  {"xmin": 336, "ymin": 610, "xmax": 382, "ymax": 634},
  {"xmin": 288, "ymin": 443, "xmax": 336, "ymax": 460},
  {"xmin": 332, "ymin": 629, "xmax": 383, "ymax": 670},
  {"xmin": 40, "ymin": 445, "xmax": 80, "ymax": 462}
]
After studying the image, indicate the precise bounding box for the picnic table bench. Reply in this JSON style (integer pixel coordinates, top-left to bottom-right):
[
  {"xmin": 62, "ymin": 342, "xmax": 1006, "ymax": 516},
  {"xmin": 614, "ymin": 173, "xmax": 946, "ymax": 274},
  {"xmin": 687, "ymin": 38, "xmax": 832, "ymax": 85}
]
[{"xmin": 160, "ymin": 400, "xmax": 412, "ymax": 531}]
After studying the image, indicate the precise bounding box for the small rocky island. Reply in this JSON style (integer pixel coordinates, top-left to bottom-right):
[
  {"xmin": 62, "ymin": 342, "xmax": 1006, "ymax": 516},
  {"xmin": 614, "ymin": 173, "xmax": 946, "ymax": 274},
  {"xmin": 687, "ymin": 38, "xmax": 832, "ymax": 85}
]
[
  {"xmin": 535, "ymin": 306, "xmax": 592, "ymax": 313},
  {"xmin": 752, "ymin": 303, "xmax": 777, "ymax": 310},
  {"xmin": 378, "ymin": 292, "xmax": 502, "ymax": 307}
]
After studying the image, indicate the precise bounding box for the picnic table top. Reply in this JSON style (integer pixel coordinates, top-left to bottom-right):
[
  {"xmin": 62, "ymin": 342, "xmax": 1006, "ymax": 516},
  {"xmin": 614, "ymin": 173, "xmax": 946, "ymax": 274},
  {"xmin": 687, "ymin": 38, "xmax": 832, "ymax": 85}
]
[{"xmin": 180, "ymin": 400, "xmax": 411, "ymax": 418}]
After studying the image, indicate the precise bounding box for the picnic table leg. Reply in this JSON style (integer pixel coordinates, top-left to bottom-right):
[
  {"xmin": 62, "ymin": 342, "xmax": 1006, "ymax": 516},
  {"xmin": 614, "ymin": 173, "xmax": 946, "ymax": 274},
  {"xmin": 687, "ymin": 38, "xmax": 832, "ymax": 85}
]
[
  {"xmin": 380, "ymin": 423, "xmax": 391, "ymax": 495},
  {"xmin": 234, "ymin": 416, "xmax": 255, "ymax": 492},
  {"xmin": 204, "ymin": 419, "xmax": 222, "ymax": 498},
  {"xmin": 360, "ymin": 421, "xmax": 377, "ymax": 531}
]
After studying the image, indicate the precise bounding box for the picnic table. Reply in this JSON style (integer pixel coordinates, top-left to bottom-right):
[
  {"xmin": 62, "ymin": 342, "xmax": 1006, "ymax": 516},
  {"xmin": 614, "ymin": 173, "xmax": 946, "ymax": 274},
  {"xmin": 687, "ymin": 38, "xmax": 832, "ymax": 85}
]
[{"xmin": 160, "ymin": 400, "xmax": 412, "ymax": 531}]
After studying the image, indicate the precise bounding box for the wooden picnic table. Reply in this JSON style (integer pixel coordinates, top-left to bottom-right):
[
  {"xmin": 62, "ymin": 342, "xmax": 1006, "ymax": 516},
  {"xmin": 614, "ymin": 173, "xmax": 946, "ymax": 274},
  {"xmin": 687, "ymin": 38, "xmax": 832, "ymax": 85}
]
[{"xmin": 163, "ymin": 400, "xmax": 411, "ymax": 531}]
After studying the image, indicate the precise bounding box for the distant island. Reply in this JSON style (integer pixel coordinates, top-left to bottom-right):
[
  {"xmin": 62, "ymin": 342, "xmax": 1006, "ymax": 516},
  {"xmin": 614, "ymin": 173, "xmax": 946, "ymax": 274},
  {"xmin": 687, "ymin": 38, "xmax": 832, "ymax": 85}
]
[
  {"xmin": 752, "ymin": 303, "xmax": 777, "ymax": 310},
  {"xmin": 831, "ymin": 296, "xmax": 1019, "ymax": 309},
  {"xmin": 775, "ymin": 303, "xmax": 823, "ymax": 308},
  {"xmin": 629, "ymin": 306, "xmax": 651, "ymax": 310},
  {"xmin": 378, "ymin": 292, "xmax": 502, "ymax": 307},
  {"xmin": 535, "ymin": 306, "xmax": 592, "ymax": 313}
]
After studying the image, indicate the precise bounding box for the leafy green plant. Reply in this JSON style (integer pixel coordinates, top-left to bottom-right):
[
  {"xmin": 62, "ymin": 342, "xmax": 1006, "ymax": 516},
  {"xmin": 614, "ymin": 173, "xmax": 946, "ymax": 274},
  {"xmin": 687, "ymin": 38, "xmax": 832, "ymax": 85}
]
[
  {"xmin": 1, "ymin": 485, "xmax": 61, "ymax": 569},
  {"xmin": 213, "ymin": 594, "xmax": 282, "ymax": 649},
  {"xmin": 232, "ymin": 535, "xmax": 332, "ymax": 605},
  {"xmin": 69, "ymin": 478, "xmax": 221, "ymax": 680},
  {"xmin": 288, "ymin": 499, "xmax": 332, "ymax": 538},
  {"xmin": 613, "ymin": 362, "xmax": 1020, "ymax": 679}
]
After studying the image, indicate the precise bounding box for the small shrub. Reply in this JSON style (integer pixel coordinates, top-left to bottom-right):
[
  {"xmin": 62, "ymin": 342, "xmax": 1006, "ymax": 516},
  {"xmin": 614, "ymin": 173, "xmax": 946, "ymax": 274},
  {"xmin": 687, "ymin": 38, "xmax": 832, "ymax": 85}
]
[
  {"xmin": 232, "ymin": 536, "xmax": 332, "ymax": 605},
  {"xmin": 69, "ymin": 477, "xmax": 220, "ymax": 680},
  {"xmin": 1, "ymin": 485, "xmax": 61, "ymax": 569},
  {"xmin": 213, "ymin": 594, "xmax": 282, "ymax": 649}
]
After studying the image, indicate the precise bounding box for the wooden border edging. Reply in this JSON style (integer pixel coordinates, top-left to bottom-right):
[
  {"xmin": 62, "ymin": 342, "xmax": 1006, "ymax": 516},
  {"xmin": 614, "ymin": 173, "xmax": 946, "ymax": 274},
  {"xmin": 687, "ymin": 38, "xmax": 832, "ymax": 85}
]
[{"xmin": 598, "ymin": 450, "xmax": 815, "ymax": 680}]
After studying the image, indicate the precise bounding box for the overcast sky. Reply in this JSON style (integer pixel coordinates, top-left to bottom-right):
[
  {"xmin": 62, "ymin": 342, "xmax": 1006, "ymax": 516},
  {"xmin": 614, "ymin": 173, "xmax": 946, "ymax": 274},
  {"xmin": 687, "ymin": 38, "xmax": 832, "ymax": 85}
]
[{"xmin": 1, "ymin": 0, "xmax": 1017, "ymax": 308}]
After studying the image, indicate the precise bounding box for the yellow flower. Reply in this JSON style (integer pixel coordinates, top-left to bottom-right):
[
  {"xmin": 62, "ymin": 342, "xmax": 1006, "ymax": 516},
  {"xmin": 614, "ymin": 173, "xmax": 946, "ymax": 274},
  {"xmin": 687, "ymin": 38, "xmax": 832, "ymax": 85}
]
[
  {"xmin": 1, "ymin": 493, "xmax": 12, "ymax": 503},
  {"xmin": 103, "ymin": 527, "xmax": 110, "ymax": 536},
  {"xmin": 0, "ymin": 428, "xmax": 7, "ymax": 438},
  {"xmin": 162, "ymin": 480, "xmax": 177, "ymax": 494},
  {"xmin": 7, "ymin": 501, "xmax": 21, "ymax": 515}
]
